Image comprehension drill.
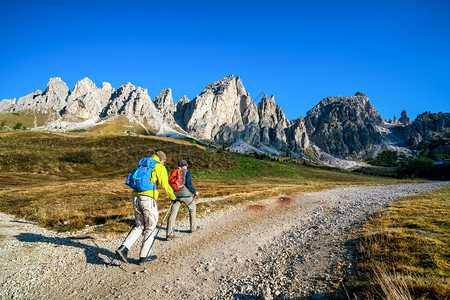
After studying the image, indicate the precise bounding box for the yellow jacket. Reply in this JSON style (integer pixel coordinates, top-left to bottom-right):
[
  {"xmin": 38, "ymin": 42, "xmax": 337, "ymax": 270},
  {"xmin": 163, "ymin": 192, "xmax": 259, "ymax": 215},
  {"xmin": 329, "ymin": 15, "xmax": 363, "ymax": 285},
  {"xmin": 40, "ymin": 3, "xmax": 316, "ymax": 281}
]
[{"xmin": 131, "ymin": 154, "xmax": 176, "ymax": 201}]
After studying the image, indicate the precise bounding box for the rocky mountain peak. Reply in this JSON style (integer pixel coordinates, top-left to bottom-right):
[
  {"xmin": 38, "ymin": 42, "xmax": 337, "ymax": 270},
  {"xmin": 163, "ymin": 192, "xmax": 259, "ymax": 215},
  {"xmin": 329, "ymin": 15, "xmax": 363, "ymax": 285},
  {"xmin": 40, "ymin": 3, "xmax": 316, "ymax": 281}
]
[
  {"xmin": 100, "ymin": 82, "xmax": 113, "ymax": 91},
  {"xmin": 174, "ymin": 95, "xmax": 190, "ymax": 129},
  {"xmin": 69, "ymin": 77, "xmax": 97, "ymax": 99},
  {"xmin": 235, "ymin": 76, "xmax": 246, "ymax": 97},
  {"xmin": 177, "ymin": 95, "xmax": 190, "ymax": 108},
  {"xmin": 153, "ymin": 88, "xmax": 173, "ymax": 109},
  {"xmin": 12, "ymin": 78, "xmax": 69, "ymax": 113},
  {"xmin": 256, "ymin": 94, "xmax": 291, "ymax": 150},
  {"xmin": 0, "ymin": 99, "xmax": 15, "ymax": 113},
  {"xmin": 399, "ymin": 110, "xmax": 412, "ymax": 125},
  {"xmin": 183, "ymin": 75, "xmax": 243, "ymax": 141},
  {"xmin": 63, "ymin": 77, "xmax": 114, "ymax": 120},
  {"xmin": 205, "ymin": 74, "xmax": 236, "ymax": 92},
  {"xmin": 43, "ymin": 77, "xmax": 70, "ymax": 111},
  {"xmin": 258, "ymin": 94, "xmax": 278, "ymax": 128},
  {"xmin": 153, "ymin": 88, "xmax": 177, "ymax": 127},
  {"xmin": 404, "ymin": 112, "xmax": 450, "ymax": 147},
  {"xmin": 305, "ymin": 93, "xmax": 383, "ymax": 159},
  {"xmin": 45, "ymin": 77, "xmax": 69, "ymax": 96}
]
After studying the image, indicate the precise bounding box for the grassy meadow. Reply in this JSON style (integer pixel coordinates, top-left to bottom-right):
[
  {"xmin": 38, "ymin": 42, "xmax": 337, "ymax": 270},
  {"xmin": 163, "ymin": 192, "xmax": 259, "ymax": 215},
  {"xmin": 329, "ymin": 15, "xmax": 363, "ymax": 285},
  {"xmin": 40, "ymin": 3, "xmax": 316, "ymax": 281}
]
[
  {"xmin": 347, "ymin": 187, "xmax": 450, "ymax": 300},
  {"xmin": 0, "ymin": 130, "xmax": 403, "ymax": 233}
]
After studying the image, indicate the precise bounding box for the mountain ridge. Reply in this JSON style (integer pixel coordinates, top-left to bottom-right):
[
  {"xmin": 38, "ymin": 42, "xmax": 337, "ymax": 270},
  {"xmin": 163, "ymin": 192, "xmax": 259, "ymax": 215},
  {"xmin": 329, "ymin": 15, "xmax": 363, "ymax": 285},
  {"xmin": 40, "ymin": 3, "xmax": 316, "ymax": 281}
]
[{"xmin": 1, "ymin": 75, "xmax": 448, "ymax": 169}]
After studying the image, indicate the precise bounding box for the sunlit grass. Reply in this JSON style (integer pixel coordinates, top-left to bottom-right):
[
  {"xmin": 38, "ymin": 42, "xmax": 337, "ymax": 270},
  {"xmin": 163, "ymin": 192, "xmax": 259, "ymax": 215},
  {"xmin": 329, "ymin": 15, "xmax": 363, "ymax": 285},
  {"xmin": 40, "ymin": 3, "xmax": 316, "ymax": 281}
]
[
  {"xmin": 348, "ymin": 187, "xmax": 450, "ymax": 300},
  {"xmin": 0, "ymin": 131, "xmax": 405, "ymax": 232}
]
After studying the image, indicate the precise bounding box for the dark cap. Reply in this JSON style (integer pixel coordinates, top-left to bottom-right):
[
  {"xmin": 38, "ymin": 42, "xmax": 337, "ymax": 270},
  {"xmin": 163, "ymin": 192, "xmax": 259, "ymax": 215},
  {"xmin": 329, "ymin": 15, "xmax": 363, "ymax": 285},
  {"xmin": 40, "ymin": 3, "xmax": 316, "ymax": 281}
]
[
  {"xmin": 156, "ymin": 151, "xmax": 166, "ymax": 161},
  {"xmin": 178, "ymin": 160, "xmax": 188, "ymax": 167}
]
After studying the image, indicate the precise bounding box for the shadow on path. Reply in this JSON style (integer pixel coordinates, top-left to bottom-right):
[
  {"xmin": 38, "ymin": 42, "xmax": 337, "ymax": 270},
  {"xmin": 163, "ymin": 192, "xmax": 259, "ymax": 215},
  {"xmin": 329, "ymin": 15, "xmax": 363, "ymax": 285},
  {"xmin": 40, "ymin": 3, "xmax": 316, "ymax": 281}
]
[{"xmin": 16, "ymin": 233, "xmax": 115, "ymax": 266}]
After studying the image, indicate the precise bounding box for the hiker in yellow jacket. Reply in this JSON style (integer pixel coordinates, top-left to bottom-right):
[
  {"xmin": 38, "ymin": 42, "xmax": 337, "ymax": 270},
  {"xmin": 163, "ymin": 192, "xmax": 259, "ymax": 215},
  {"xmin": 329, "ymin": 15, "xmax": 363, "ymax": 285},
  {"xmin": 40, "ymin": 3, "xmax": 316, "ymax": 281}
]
[{"xmin": 116, "ymin": 151, "xmax": 176, "ymax": 265}]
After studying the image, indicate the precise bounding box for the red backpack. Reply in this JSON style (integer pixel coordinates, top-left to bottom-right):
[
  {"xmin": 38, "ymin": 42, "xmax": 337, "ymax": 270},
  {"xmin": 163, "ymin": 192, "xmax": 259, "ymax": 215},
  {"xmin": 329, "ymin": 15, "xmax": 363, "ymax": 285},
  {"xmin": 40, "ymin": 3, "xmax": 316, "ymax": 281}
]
[{"xmin": 169, "ymin": 169, "xmax": 183, "ymax": 191}]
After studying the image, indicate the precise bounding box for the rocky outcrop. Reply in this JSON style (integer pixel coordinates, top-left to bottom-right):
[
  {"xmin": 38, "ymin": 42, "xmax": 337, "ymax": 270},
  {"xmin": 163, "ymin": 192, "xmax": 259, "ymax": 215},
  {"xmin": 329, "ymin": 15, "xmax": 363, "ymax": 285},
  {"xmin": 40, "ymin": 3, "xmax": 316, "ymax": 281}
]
[
  {"xmin": 257, "ymin": 95, "xmax": 290, "ymax": 150},
  {"xmin": 102, "ymin": 83, "xmax": 164, "ymax": 131},
  {"xmin": 305, "ymin": 93, "xmax": 383, "ymax": 159},
  {"xmin": 286, "ymin": 118, "xmax": 310, "ymax": 153},
  {"xmin": 13, "ymin": 78, "xmax": 69, "ymax": 113},
  {"xmin": 13, "ymin": 90, "xmax": 42, "ymax": 111},
  {"xmin": 404, "ymin": 112, "xmax": 450, "ymax": 147},
  {"xmin": 174, "ymin": 95, "xmax": 190, "ymax": 129},
  {"xmin": 5, "ymin": 75, "xmax": 446, "ymax": 165},
  {"xmin": 182, "ymin": 75, "xmax": 245, "ymax": 142},
  {"xmin": 1, "ymin": 75, "xmax": 313, "ymax": 157},
  {"xmin": 399, "ymin": 110, "xmax": 412, "ymax": 125},
  {"xmin": 239, "ymin": 93, "xmax": 260, "ymax": 145},
  {"xmin": 177, "ymin": 75, "xmax": 300, "ymax": 152},
  {"xmin": 153, "ymin": 88, "xmax": 177, "ymax": 127},
  {"xmin": 0, "ymin": 99, "xmax": 15, "ymax": 113},
  {"xmin": 63, "ymin": 78, "xmax": 114, "ymax": 120}
]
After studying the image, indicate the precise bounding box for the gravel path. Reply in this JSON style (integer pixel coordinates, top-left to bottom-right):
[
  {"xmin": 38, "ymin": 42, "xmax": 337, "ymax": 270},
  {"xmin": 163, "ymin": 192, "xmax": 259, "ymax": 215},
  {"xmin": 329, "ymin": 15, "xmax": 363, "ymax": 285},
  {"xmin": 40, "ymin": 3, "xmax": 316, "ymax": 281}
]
[{"xmin": 0, "ymin": 182, "xmax": 448, "ymax": 299}]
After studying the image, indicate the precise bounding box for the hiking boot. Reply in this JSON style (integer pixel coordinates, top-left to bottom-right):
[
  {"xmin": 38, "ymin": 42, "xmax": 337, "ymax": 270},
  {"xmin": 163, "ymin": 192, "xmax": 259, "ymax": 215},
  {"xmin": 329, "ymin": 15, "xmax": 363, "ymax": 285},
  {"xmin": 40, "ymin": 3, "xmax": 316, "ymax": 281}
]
[
  {"xmin": 139, "ymin": 255, "xmax": 157, "ymax": 265},
  {"xmin": 116, "ymin": 245, "xmax": 129, "ymax": 264},
  {"xmin": 189, "ymin": 226, "xmax": 200, "ymax": 233}
]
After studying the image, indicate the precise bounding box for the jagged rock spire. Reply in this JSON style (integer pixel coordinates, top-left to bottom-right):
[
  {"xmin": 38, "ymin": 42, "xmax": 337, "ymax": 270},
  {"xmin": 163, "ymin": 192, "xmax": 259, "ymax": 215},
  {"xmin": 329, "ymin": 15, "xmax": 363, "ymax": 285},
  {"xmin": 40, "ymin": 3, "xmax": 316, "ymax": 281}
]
[{"xmin": 399, "ymin": 110, "xmax": 411, "ymax": 125}]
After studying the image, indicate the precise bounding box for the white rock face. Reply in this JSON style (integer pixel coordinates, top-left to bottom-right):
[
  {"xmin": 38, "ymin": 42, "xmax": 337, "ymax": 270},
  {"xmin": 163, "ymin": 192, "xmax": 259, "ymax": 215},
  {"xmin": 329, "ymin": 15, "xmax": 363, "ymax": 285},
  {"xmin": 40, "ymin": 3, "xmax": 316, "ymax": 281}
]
[
  {"xmin": 3, "ymin": 75, "xmax": 314, "ymax": 159},
  {"xmin": 63, "ymin": 78, "xmax": 114, "ymax": 120},
  {"xmin": 183, "ymin": 75, "xmax": 245, "ymax": 141},
  {"xmin": 102, "ymin": 83, "xmax": 164, "ymax": 131},
  {"xmin": 287, "ymin": 117, "xmax": 310, "ymax": 152},
  {"xmin": 239, "ymin": 93, "xmax": 260, "ymax": 145},
  {"xmin": 240, "ymin": 94, "xmax": 259, "ymax": 126},
  {"xmin": 257, "ymin": 94, "xmax": 290, "ymax": 149},
  {"xmin": 13, "ymin": 90, "xmax": 43, "ymax": 111},
  {"xmin": 13, "ymin": 78, "xmax": 69, "ymax": 112},
  {"xmin": 175, "ymin": 75, "xmax": 311, "ymax": 155},
  {"xmin": 0, "ymin": 99, "xmax": 15, "ymax": 113},
  {"xmin": 153, "ymin": 88, "xmax": 177, "ymax": 127},
  {"xmin": 175, "ymin": 95, "xmax": 190, "ymax": 128},
  {"xmin": 42, "ymin": 77, "xmax": 70, "ymax": 111}
]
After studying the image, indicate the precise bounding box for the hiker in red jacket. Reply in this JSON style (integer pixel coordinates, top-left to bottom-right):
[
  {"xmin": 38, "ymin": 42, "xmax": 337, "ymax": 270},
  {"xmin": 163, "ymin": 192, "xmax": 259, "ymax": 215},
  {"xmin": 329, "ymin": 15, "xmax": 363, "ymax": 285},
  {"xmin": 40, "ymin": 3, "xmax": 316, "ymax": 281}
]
[{"xmin": 166, "ymin": 160, "xmax": 199, "ymax": 239}]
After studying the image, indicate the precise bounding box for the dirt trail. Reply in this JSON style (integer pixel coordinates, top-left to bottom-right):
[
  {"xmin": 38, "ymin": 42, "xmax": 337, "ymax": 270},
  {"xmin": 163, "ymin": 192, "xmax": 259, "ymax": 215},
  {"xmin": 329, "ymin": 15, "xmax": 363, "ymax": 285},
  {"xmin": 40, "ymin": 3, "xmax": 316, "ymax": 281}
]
[{"xmin": 0, "ymin": 182, "xmax": 448, "ymax": 299}]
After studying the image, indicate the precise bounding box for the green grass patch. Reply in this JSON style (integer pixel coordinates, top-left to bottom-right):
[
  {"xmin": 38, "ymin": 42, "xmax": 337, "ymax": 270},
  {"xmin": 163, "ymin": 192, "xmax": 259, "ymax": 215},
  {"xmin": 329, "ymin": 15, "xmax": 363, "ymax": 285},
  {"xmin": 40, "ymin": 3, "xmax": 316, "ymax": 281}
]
[
  {"xmin": 0, "ymin": 111, "xmax": 53, "ymax": 129},
  {"xmin": 348, "ymin": 187, "xmax": 450, "ymax": 299},
  {"xmin": 0, "ymin": 131, "xmax": 405, "ymax": 232},
  {"xmin": 0, "ymin": 131, "xmax": 237, "ymax": 178}
]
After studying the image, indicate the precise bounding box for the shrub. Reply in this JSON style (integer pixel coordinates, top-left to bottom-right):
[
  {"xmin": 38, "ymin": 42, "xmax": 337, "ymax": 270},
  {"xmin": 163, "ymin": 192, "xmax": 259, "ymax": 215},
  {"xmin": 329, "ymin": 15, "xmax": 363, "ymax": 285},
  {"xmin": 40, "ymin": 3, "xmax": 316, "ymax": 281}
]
[
  {"xmin": 13, "ymin": 122, "xmax": 23, "ymax": 130},
  {"xmin": 61, "ymin": 151, "xmax": 94, "ymax": 164},
  {"xmin": 369, "ymin": 150, "xmax": 399, "ymax": 167},
  {"xmin": 398, "ymin": 156, "xmax": 448, "ymax": 179}
]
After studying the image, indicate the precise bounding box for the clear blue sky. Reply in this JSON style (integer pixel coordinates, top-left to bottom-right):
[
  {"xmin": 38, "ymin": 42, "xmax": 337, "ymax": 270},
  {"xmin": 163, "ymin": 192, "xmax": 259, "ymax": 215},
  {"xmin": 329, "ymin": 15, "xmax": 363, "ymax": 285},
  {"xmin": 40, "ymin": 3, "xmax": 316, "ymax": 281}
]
[{"xmin": 1, "ymin": 0, "xmax": 449, "ymax": 121}]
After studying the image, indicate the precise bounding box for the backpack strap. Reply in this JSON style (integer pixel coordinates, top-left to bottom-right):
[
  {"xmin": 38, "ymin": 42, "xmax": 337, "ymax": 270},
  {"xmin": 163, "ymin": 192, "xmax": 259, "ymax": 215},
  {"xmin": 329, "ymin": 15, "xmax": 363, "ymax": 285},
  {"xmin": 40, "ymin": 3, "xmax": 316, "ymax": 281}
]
[{"xmin": 132, "ymin": 166, "xmax": 143, "ymax": 187}]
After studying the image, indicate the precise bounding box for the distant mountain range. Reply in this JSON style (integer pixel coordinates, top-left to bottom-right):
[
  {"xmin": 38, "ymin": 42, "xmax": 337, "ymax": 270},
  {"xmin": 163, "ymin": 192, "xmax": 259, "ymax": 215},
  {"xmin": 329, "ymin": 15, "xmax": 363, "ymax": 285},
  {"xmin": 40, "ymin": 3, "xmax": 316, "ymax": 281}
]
[{"xmin": 1, "ymin": 75, "xmax": 448, "ymax": 169}]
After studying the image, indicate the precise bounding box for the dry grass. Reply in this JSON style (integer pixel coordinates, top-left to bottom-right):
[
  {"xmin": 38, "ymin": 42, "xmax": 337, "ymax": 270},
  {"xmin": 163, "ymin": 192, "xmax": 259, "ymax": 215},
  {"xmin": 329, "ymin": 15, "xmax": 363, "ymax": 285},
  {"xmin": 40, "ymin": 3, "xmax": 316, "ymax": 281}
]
[
  {"xmin": 348, "ymin": 187, "xmax": 450, "ymax": 300},
  {"xmin": 0, "ymin": 110, "xmax": 51, "ymax": 129},
  {"xmin": 374, "ymin": 267, "xmax": 413, "ymax": 300},
  {"xmin": 0, "ymin": 131, "xmax": 405, "ymax": 232}
]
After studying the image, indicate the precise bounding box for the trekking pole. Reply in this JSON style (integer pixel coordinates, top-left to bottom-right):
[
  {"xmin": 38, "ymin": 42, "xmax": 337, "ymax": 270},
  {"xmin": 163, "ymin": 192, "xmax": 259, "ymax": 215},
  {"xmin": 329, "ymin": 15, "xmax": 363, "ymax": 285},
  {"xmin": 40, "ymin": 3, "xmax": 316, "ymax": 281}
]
[
  {"xmin": 107, "ymin": 225, "xmax": 135, "ymax": 267},
  {"xmin": 174, "ymin": 210, "xmax": 189, "ymax": 237},
  {"xmin": 142, "ymin": 201, "xmax": 174, "ymax": 260},
  {"xmin": 174, "ymin": 195, "xmax": 196, "ymax": 237}
]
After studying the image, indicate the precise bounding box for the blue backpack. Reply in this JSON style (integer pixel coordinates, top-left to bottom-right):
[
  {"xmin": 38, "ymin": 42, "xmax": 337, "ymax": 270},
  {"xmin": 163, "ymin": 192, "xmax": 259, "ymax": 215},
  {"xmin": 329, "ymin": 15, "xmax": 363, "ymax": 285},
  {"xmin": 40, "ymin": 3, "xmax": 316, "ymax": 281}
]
[{"xmin": 125, "ymin": 157, "xmax": 158, "ymax": 192}]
